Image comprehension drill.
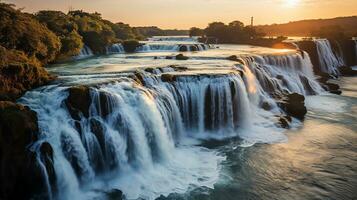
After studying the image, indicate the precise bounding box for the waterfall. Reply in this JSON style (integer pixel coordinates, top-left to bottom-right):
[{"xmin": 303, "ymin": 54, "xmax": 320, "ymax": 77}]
[
  {"xmin": 135, "ymin": 43, "xmax": 210, "ymax": 52},
  {"xmin": 314, "ymin": 39, "xmax": 344, "ymax": 75},
  {"xmin": 74, "ymin": 45, "xmax": 94, "ymax": 60},
  {"xmin": 106, "ymin": 43, "xmax": 125, "ymax": 54},
  {"xmin": 149, "ymin": 36, "xmax": 198, "ymax": 42},
  {"xmin": 19, "ymin": 51, "xmax": 323, "ymax": 200}
]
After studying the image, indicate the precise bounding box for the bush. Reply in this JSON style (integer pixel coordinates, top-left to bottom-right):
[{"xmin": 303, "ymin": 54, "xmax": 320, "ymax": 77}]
[
  {"xmin": 0, "ymin": 45, "xmax": 53, "ymax": 100},
  {"xmin": 122, "ymin": 40, "xmax": 141, "ymax": 53}
]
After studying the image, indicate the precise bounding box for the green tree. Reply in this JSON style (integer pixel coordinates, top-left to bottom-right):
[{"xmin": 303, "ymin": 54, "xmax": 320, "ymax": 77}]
[
  {"xmin": 36, "ymin": 10, "xmax": 83, "ymax": 60},
  {"xmin": 0, "ymin": 3, "xmax": 61, "ymax": 64},
  {"xmin": 189, "ymin": 27, "xmax": 204, "ymax": 37}
]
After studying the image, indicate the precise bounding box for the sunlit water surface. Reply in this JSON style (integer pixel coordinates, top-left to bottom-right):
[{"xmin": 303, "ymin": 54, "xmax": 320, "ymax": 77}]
[
  {"xmin": 161, "ymin": 76, "xmax": 357, "ymax": 200},
  {"xmin": 25, "ymin": 41, "xmax": 357, "ymax": 200}
]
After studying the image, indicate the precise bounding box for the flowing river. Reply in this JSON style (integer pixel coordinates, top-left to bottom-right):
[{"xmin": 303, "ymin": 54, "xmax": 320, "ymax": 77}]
[{"xmin": 18, "ymin": 37, "xmax": 357, "ymax": 200}]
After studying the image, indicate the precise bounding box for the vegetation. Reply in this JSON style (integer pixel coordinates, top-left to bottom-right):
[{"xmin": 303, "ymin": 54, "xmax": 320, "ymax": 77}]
[
  {"xmin": 190, "ymin": 21, "xmax": 265, "ymax": 44},
  {"xmin": 135, "ymin": 26, "xmax": 188, "ymax": 37}
]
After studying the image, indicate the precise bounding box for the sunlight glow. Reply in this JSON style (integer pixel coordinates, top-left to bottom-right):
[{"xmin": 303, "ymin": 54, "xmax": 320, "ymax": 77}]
[{"xmin": 285, "ymin": 0, "xmax": 300, "ymax": 7}]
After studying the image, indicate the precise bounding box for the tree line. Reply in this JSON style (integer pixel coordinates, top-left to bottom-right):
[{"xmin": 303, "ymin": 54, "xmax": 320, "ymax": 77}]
[{"xmin": 189, "ymin": 21, "xmax": 265, "ymax": 43}]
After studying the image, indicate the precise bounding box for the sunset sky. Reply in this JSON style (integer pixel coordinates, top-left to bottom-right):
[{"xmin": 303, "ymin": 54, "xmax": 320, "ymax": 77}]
[{"xmin": 4, "ymin": 0, "xmax": 357, "ymax": 29}]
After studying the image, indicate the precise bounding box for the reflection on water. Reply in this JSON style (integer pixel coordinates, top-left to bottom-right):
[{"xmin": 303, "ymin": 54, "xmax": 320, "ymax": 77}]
[{"xmin": 161, "ymin": 77, "xmax": 357, "ymax": 200}]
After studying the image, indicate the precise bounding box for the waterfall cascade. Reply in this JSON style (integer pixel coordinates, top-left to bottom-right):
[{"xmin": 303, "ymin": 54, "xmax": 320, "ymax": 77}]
[
  {"xmin": 314, "ymin": 39, "xmax": 344, "ymax": 75},
  {"xmin": 136, "ymin": 43, "xmax": 210, "ymax": 52},
  {"xmin": 74, "ymin": 45, "xmax": 94, "ymax": 60},
  {"xmin": 20, "ymin": 50, "xmax": 323, "ymax": 200},
  {"xmin": 106, "ymin": 43, "xmax": 125, "ymax": 54}
]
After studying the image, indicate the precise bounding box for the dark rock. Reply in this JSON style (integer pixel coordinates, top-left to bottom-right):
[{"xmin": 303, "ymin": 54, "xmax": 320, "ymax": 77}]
[
  {"xmin": 179, "ymin": 45, "xmax": 188, "ymax": 52},
  {"xmin": 261, "ymin": 101, "xmax": 273, "ymax": 111},
  {"xmin": 190, "ymin": 45, "xmax": 198, "ymax": 51},
  {"xmin": 144, "ymin": 67, "xmax": 155, "ymax": 73},
  {"xmin": 296, "ymin": 41, "xmax": 321, "ymax": 75},
  {"xmin": 122, "ymin": 40, "xmax": 141, "ymax": 53},
  {"xmin": 133, "ymin": 71, "xmax": 145, "ymax": 85},
  {"xmin": 227, "ymin": 55, "xmax": 238, "ymax": 61},
  {"xmin": 277, "ymin": 115, "xmax": 292, "ymax": 128},
  {"xmin": 175, "ymin": 54, "xmax": 189, "ymax": 60},
  {"xmin": 323, "ymin": 82, "xmax": 342, "ymax": 95},
  {"xmin": 105, "ymin": 189, "xmax": 125, "ymax": 200},
  {"xmin": 39, "ymin": 142, "xmax": 56, "ymax": 192},
  {"xmin": 165, "ymin": 56, "xmax": 174, "ymax": 60},
  {"xmin": 161, "ymin": 74, "xmax": 176, "ymax": 82},
  {"xmin": 281, "ymin": 93, "xmax": 307, "ymax": 120},
  {"xmin": 339, "ymin": 66, "xmax": 357, "ymax": 76},
  {"xmin": 65, "ymin": 86, "xmax": 91, "ymax": 119},
  {"xmin": 0, "ymin": 101, "xmax": 49, "ymax": 199}
]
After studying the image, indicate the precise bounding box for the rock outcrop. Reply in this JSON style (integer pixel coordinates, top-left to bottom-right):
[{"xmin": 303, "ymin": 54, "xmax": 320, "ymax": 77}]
[
  {"xmin": 0, "ymin": 101, "xmax": 52, "ymax": 199},
  {"xmin": 280, "ymin": 93, "xmax": 307, "ymax": 120}
]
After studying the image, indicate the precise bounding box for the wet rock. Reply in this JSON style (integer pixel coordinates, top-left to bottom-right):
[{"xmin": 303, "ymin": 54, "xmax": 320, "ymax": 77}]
[
  {"xmin": 179, "ymin": 45, "xmax": 188, "ymax": 52},
  {"xmin": 105, "ymin": 189, "xmax": 125, "ymax": 200},
  {"xmin": 281, "ymin": 93, "xmax": 307, "ymax": 120},
  {"xmin": 97, "ymin": 91, "xmax": 112, "ymax": 117},
  {"xmin": 296, "ymin": 41, "xmax": 321, "ymax": 75},
  {"xmin": 227, "ymin": 55, "xmax": 239, "ymax": 61},
  {"xmin": 0, "ymin": 101, "xmax": 49, "ymax": 199},
  {"xmin": 261, "ymin": 101, "xmax": 273, "ymax": 111},
  {"xmin": 122, "ymin": 40, "xmax": 141, "ymax": 53},
  {"xmin": 190, "ymin": 45, "xmax": 198, "ymax": 51},
  {"xmin": 65, "ymin": 86, "xmax": 91, "ymax": 120},
  {"xmin": 277, "ymin": 115, "xmax": 292, "ymax": 129},
  {"xmin": 165, "ymin": 56, "xmax": 174, "ymax": 60},
  {"xmin": 339, "ymin": 66, "xmax": 357, "ymax": 76},
  {"xmin": 133, "ymin": 71, "xmax": 145, "ymax": 85},
  {"xmin": 175, "ymin": 54, "xmax": 189, "ymax": 60},
  {"xmin": 323, "ymin": 82, "xmax": 342, "ymax": 95},
  {"xmin": 161, "ymin": 74, "xmax": 176, "ymax": 82},
  {"xmin": 39, "ymin": 142, "xmax": 56, "ymax": 192},
  {"xmin": 144, "ymin": 67, "xmax": 155, "ymax": 73}
]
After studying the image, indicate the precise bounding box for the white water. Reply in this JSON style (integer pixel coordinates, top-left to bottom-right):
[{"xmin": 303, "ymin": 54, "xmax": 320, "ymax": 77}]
[
  {"xmin": 106, "ymin": 43, "xmax": 125, "ymax": 54},
  {"xmin": 19, "ymin": 38, "xmax": 325, "ymax": 200},
  {"xmin": 136, "ymin": 43, "xmax": 210, "ymax": 52},
  {"xmin": 74, "ymin": 45, "xmax": 94, "ymax": 60},
  {"xmin": 314, "ymin": 39, "xmax": 344, "ymax": 75}
]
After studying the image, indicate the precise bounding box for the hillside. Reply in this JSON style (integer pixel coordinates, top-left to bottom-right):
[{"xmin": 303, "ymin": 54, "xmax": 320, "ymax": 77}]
[{"xmin": 256, "ymin": 16, "xmax": 357, "ymax": 37}]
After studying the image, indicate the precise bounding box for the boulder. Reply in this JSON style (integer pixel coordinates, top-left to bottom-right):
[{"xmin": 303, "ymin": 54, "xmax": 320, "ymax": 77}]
[
  {"xmin": 339, "ymin": 66, "xmax": 357, "ymax": 76},
  {"xmin": 281, "ymin": 93, "xmax": 307, "ymax": 120},
  {"xmin": 277, "ymin": 115, "xmax": 292, "ymax": 129},
  {"xmin": 65, "ymin": 86, "xmax": 91, "ymax": 119},
  {"xmin": 0, "ymin": 101, "xmax": 49, "ymax": 199},
  {"xmin": 161, "ymin": 74, "xmax": 176, "ymax": 82},
  {"xmin": 189, "ymin": 45, "xmax": 198, "ymax": 51},
  {"xmin": 323, "ymin": 82, "xmax": 342, "ymax": 95},
  {"xmin": 179, "ymin": 45, "xmax": 188, "ymax": 52},
  {"xmin": 122, "ymin": 40, "xmax": 141, "ymax": 53},
  {"xmin": 175, "ymin": 54, "xmax": 189, "ymax": 60}
]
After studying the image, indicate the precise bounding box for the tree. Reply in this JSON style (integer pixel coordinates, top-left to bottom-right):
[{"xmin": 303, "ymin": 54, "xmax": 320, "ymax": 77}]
[
  {"xmin": 36, "ymin": 10, "xmax": 83, "ymax": 59},
  {"xmin": 189, "ymin": 27, "xmax": 204, "ymax": 37},
  {"xmin": 0, "ymin": 3, "xmax": 61, "ymax": 64}
]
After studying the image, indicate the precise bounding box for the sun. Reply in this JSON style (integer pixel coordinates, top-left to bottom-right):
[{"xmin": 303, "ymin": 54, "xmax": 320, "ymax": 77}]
[{"xmin": 285, "ymin": 0, "xmax": 300, "ymax": 7}]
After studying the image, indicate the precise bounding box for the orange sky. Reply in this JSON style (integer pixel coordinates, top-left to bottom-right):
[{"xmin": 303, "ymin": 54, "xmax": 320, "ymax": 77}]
[{"xmin": 4, "ymin": 0, "xmax": 357, "ymax": 29}]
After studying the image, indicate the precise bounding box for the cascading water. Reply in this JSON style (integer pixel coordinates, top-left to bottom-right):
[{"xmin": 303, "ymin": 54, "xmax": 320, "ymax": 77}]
[
  {"xmin": 135, "ymin": 43, "xmax": 209, "ymax": 52},
  {"xmin": 106, "ymin": 43, "xmax": 125, "ymax": 54},
  {"xmin": 74, "ymin": 45, "xmax": 94, "ymax": 60},
  {"xmin": 19, "ymin": 44, "xmax": 324, "ymax": 200},
  {"xmin": 314, "ymin": 39, "xmax": 344, "ymax": 75}
]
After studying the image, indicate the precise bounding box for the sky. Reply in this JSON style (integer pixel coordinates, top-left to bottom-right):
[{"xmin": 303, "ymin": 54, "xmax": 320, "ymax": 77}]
[{"xmin": 4, "ymin": 0, "xmax": 357, "ymax": 29}]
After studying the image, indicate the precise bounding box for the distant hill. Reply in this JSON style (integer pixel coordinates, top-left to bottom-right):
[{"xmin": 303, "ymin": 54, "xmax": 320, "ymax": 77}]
[{"xmin": 256, "ymin": 16, "xmax": 357, "ymax": 37}]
